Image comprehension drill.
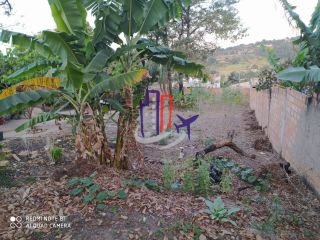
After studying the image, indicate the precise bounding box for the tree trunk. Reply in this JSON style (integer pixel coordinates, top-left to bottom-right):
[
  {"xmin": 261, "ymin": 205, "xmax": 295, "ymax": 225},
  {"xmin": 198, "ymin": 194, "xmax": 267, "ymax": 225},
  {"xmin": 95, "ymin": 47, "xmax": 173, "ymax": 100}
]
[
  {"xmin": 167, "ymin": 67, "xmax": 173, "ymax": 95},
  {"xmin": 113, "ymin": 87, "xmax": 144, "ymax": 169},
  {"xmin": 178, "ymin": 73, "xmax": 184, "ymax": 96},
  {"xmin": 75, "ymin": 106, "xmax": 112, "ymax": 165}
]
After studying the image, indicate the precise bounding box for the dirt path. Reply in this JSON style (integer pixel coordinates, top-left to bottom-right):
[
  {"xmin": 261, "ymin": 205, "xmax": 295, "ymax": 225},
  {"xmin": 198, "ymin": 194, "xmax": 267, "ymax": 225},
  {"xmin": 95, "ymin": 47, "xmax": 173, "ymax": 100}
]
[{"xmin": 0, "ymin": 95, "xmax": 319, "ymax": 240}]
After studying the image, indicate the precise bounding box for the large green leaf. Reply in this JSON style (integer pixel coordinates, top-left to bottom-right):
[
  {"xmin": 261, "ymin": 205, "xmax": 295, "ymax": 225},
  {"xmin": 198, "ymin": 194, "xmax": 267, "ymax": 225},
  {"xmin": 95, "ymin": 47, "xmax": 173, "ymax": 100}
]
[
  {"xmin": 33, "ymin": 39, "xmax": 54, "ymax": 58},
  {"xmin": 0, "ymin": 90, "xmax": 59, "ymax": 116},
  {"xmin": 84, "ymin": 48, "xmax": 113, "ymax": 73},
  {"xmin": 138, "ymin": 0, "xmax": 182, "ymax": 34},
  {"xmin": 90, "ymin": 0, "xmax": 123, "ymax": 46},
  {"xmin": 42, "ymin": 31, "xmax": 81, "ymax": 65},
  {"xmin": 89, "ymin": 69, "xmax": 147, "ymax": 97},
  {"xmin": 6, "ymin": 60, "xmax": 59, "ymax": 83},
  {"xmin": 0, "ymin": 30, "xmax": 53, "ymax": 58},
  {"xmin": 0, "ymin": 30, "xmax": 33, "ymax": 50},
  {"xmin": 62, "ymin": 62, "xmax": 84, "ymax": 90},
  {"xmin": 277, "ymin": 66, "xmax": 320, "ymax": 82},
  {"xmin": 15, "ymin": 112, "xmax": 61, "ymax": 132},
  {"xmin": 48, "ymin": 0, "xmax": 87, "ymax": 37}
]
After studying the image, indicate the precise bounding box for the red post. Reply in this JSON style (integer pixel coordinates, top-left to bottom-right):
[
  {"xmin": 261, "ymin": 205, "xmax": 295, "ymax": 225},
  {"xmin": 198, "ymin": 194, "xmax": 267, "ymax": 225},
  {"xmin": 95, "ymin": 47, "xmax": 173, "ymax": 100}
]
[{"xmin": 160, "ymin": 94, "xmax": 173, "ymax": 132}]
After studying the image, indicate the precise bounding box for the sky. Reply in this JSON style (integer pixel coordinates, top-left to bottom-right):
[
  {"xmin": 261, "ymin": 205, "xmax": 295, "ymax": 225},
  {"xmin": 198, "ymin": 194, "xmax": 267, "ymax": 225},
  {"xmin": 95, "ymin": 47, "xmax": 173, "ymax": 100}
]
[{"xmin": 0, "ymin": 0, "xmax": 318, "ymax": 51}]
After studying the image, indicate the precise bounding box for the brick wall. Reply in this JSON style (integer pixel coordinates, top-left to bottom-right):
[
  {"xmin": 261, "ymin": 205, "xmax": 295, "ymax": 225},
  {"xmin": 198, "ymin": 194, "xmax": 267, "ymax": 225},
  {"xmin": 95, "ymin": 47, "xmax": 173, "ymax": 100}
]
[{"xmin": 250, "ymin": 87, "xmax": 320, "ymax": 194}]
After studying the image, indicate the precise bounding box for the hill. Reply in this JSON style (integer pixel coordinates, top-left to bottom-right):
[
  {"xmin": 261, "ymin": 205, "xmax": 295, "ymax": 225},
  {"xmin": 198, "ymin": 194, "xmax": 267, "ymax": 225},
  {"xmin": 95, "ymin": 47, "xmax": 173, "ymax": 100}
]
[{"xmin": 206, "ymin": 38, "xmax": 296, "ymax": 82}]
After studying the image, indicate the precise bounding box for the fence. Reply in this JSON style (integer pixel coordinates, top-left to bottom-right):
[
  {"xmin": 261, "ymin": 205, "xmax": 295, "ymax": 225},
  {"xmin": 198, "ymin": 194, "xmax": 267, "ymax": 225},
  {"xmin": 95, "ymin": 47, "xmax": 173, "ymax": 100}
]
[{"xmin": 250, "ymin": 86, "xmax": 320, "ymax": 194}]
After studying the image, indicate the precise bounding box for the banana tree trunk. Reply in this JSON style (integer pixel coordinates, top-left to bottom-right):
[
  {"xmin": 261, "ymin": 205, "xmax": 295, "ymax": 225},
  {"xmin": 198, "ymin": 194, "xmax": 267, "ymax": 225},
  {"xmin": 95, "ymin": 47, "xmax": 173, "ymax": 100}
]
[
  {"xmin": 113, "ymin": 87, "xmax": 143, "ymax": 169},
  {"xmin": 178, "ymin": 73, "xmax": 184, "ymax": 96},
  {"xmin": 75, "ymin": 106, "xmax": 112, "ymax": 165},
  {"xmin": 167, "ymin": 68, "xmax": 173, "ymax": 95}
]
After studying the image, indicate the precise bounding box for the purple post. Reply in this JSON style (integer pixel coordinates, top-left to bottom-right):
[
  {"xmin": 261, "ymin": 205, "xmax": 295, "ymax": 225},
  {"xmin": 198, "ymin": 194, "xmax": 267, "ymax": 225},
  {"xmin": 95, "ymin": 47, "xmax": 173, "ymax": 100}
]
[{"xmin": 139, "ymin": 89, "xmax": 160, "ymax": 137}]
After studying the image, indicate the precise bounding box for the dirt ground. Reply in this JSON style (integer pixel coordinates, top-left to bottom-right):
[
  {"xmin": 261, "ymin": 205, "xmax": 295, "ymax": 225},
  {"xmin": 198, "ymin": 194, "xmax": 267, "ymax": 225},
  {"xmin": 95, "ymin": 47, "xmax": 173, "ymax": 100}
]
[{"xmin": 0, "ymin": 93, "xmax": 319, "ymax": 240}]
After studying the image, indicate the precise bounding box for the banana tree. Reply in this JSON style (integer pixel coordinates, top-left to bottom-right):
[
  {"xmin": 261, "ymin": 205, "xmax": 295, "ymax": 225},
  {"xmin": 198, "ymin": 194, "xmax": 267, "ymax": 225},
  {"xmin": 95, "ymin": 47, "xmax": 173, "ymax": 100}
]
[
  {"xmin": 84, "ymin": 0, "xmax": 204, "ymax": 169},
  {"xmin": 277, "ymin": 0, "xmax": 320, "ymax": 93}
]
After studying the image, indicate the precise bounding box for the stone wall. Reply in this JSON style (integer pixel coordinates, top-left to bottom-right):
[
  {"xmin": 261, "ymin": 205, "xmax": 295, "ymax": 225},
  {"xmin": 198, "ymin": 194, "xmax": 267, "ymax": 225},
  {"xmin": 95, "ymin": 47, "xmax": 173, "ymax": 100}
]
[{"xmin": 250, "ymin": 87, "xmax": 320, "ymax": 194}]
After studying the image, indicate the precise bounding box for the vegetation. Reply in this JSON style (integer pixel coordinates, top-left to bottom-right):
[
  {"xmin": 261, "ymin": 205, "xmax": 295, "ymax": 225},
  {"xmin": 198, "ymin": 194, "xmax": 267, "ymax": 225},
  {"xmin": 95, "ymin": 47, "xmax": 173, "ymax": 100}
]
[
  {"xmin": 220, "ymin": 169, "xmax": 233, "ymax": 193},
  {"xmin": 275, "ymin": 0, "xmax": 320, "ymax": 94},
  {"xmin": 208, "ymin": 39, "xmax": 295, "ymax": 80},
  {"xmin": 67, "ymin": 172, "xmax": 127, "ymax": 209},
  {"xmin": 204, "ymin": 197, "xmax": 240, "ymax": 226},
  {"xmin": 49, "ymin": 146, "xmax": 63, "ymax": 163},
  {"xmin": 148, "ymin": 0, "xmax": 246, "ymax": 93},
  {"xmin": 196, "ymin": 159, "xmax": 211, "ymax": 196},
  {"xmin": 0, "ymin": 0, "xmax": 204, "ymax": 170},
  {"xmin": 162, "ymin": 162, "xmax": 176, "ymax": 189},
  {"xmin": 253, "ymin": 197, "xmax": 284, "ymax": 236}
]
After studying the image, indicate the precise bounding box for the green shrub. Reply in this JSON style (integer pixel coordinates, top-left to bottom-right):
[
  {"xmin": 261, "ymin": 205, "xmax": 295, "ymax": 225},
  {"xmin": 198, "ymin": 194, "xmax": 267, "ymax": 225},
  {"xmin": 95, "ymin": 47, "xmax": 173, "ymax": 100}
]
[
  {"xmin": 220, "ymin": 169, "xmax": 233, "ymax": 193},
  {"xmin": 196, "ymin": 160, "xmax": 211, "ymax": 196},
  {"xmin": 162, "ymin": 162, "xmax": 176, "ymax": 189},
  {"xmin": 182, "ymin": 170, "xmax": 194, "ymax": 192}
]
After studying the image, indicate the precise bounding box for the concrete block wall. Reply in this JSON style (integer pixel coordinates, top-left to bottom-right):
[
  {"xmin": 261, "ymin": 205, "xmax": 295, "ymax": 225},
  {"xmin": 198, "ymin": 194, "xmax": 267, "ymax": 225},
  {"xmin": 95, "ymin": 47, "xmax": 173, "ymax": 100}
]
[{"xmin": 250, "ymin": 87, "xmax": 320, "ymax": 194}]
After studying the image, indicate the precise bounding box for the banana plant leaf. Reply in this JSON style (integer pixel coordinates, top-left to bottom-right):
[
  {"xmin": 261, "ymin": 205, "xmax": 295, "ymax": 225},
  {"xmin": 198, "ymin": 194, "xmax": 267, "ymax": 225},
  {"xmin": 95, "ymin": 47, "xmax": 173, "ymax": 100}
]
[
  {"xmin": 15, "ymin": 112, "xmax": 61, "ymax": 132},
  {"xmin": 0, "ymin": 89, "xmax": 60, "ymax": 115},
  {"xmin": 89, "ymin": 69, "xmax": 147, "ymax": 97},
  {"xmin": 277, "ymin": 66, "xmax": 320, "ymax": 82},
  {"xmin": 5, "ymin": 61, "xmax": 59, "ymax": 83},
  {"xmin": 48, "ymin": 0, "xmax": 87, "ymax": 37}
]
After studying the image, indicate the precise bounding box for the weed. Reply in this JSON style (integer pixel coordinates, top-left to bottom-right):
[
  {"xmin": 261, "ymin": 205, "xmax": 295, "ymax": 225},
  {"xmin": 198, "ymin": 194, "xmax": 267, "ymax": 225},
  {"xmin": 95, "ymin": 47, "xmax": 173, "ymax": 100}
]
[
  {"xmin": 220, "ymin": 169, "xmax": 233, "ymax": 193},
  {"xmin": 204, "ymin": 197, "xmax": 240, "ymax": 226},
  {"xmin": 49, "ymin": 146, "xmax": 63, "ymax": 163},
  {"xmin": 182, "ymin": 170, "xmax": 194, "ymax": 192},
  {"xmin": 109, "ymin": 206, "xmax": 118, "ymax": 214},
  {"xmin": 162, "ymin": 162, "xmax": 176, "ymax": 189},
  {"xmin": 287, "ymin": 213, "xmax": 304, "ymax": 226},
  {"xmin": 67, "ymin": 172, "xmax": 127, "ymax": 208},
  {"xmin": 271, "ymin": 197, "xmax": 283, "ymax": 221},
  {"xmin": 254, "ymin": 217, "xmax": 276, "ymax": 236},
  {"xmin": 123, "ymin": 178, "xmax": 161, "ymax": 192},
  {"xmin": 303, "ymin": 228, "xmax": 316, "ymax": 238},
  {"xmin": 253, "ymin": 197, "xmax": 283, "ymax": 236},
  {"xmin": 211, "ymin": 157, "xmax": 269, "ymax": 191},
  {"xmin": 221, "ymin": 88, "xmax": 244, "ymax": 104},
  {"xmin": 153, "ymin": 229, "xmax": 164, "ymax": 238},
  {"xmin": 255, "ymin": 195, "xmax": 266, "ymax": 204},
  {"xmin": 159, "ymin": 138, "xmax": 168, "ymax": 146},
  {"xmin": 196, "ymin": 160, "xmax": 211, "ymax": 196}
]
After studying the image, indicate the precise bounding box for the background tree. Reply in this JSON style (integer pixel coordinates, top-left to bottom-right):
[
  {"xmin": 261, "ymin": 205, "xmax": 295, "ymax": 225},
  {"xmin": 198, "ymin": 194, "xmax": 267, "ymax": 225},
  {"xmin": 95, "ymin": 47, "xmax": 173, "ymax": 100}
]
[
  {"xmin": 0, "ymin": 0, "xmax": 12, "ymax": 15},
  {"xmin": 148, "ymin": 0, "xmax": 246, "ymax": 93},
  {"xmin": 149, "ymin": 0, "xmax": 247, "ymax": 60},
  {"xmin": 221, "ymin": 71, "xmax": 240, "ymax": 87}
]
